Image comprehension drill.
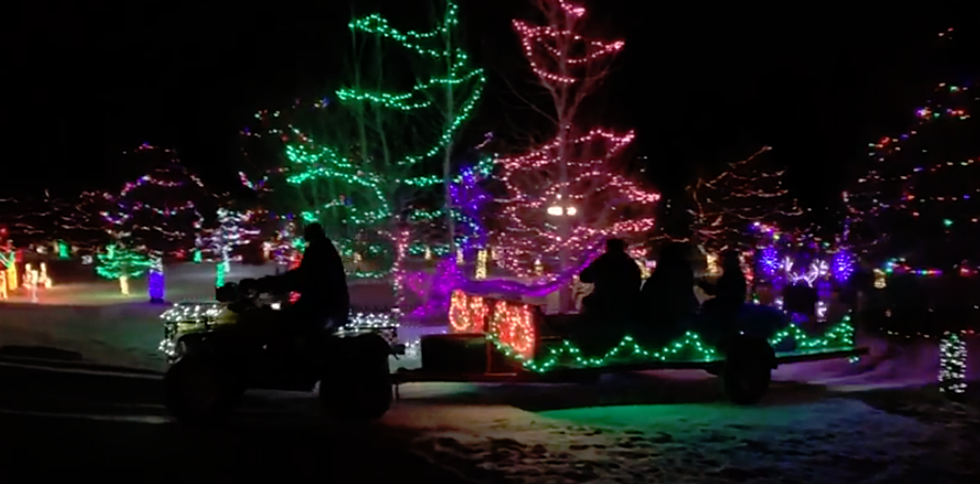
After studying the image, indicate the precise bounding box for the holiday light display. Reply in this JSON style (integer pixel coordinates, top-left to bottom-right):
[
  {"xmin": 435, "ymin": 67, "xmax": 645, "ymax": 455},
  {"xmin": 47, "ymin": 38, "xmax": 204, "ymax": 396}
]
[
  {"xmin": 0, "ymin": 247, "xmax": 16, "ymax": 291},
  {"xmin": 247, "ymin": 0, "xmax": 485, "ymax": 271},
  {"xmin": 207, "ymin": 207, "xmax": 260, "ymax": 288},
  {"xmin": 394, "ymin": 162, "xmax": 495, "ymax": 318},
  {"xmin": 476, "ymin": 248, "xmax": 488, "ymax": 279},
  {"xmin": 148, "ymin": 254, "xmax": 164, "ymax": 303},
  {"xmin": 670, "ymin": 146, "xmax": 803, "ymax": 254},
  {"xmin": 100, "ymin": 144, "xmax": 209, "ymax": 255},
  {"xmin": 448, "ymin": 290, "xmax": 537, "ymax": 359},
  {"xmin": 844, "ymin": 43, "xmax": 978, "ymax": 264},
  {"xmin": 96, "ymin": 243, "xmax": 151, "ymax": 295},
  {"xmin": 492, "ymin": 1, "xmax": 658, "ymax": 313},
  {"xmin": 447, "ymin": 288, "xmax": 857, "ymax": 372},
  {"xmin": 23, "ymin": 264, "xmax": 39, "ymax": 302},
  {"xmin": 748, "ymin": 222, "xmax": 856, "ymax": 322},
  {"xmin": 939, "ymin": 332, "xmax": 967, "ymax": 395},
  {"xmin": 0, "ymin": 192, "xmax": 107, "ymax": 250},
  {"xmin": 447, "ymin": 164, "xmax": 493, "ymax": 256}
]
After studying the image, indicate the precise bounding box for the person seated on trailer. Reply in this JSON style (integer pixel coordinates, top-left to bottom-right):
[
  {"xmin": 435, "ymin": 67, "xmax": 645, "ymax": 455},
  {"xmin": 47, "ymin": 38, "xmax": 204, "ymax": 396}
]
[
  {"xmin": 251, "ymin": 222, "xmax": 351, "ymax": 343},
  {"xmin": 697, "ymin": 250, "xmax": 747, "ymax": 327},
  {"xmin": 579, "ymin": 238, "xmax": 642, "ymax": 317},
  {"xmin": 639, "ymin": 242, "xmax": 699, "ymax": 336}
]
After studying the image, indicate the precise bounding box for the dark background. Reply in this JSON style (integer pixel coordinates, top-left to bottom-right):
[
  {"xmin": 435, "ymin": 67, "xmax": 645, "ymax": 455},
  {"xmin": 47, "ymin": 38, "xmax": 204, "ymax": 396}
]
[{"xmin": 4, "ymin": 1, "xmax": 975, "ymax": 223}]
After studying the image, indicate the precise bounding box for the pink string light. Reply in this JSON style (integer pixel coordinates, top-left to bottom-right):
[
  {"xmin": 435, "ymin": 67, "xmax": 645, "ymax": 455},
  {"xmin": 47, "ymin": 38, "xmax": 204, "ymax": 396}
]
[{"xmin": 493, "ymin": 129, "xmax": 659, "ymax": 278}]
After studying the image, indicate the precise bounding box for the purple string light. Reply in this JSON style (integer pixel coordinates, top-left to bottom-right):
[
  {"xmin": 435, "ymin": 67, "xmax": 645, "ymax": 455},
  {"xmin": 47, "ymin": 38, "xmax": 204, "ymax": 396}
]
[
  {"xmin": 759, "ymin": 247, "xmax": 780, "ymax": 275},
  {"xmin": 832, "ymin": 250, "xmax": 856, "ymax": 283}
]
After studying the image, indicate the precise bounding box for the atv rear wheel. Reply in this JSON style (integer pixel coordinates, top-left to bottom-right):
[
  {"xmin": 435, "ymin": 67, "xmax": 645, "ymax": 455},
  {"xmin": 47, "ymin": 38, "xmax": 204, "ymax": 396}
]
[
  {"xmin": 721, "ymin": 336, "xmax": 774, "ymax": 405},
  {"xmin": 319, "ymin": 334, "xmax": 392, "ymax": 421}
]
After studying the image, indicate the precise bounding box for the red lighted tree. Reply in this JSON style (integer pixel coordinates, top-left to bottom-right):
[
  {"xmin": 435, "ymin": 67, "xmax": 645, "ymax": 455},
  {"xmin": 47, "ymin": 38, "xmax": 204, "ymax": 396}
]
[
  {"xmin": 492, "ymin": 0, "xmax": 659, "ymax": 310},
  {"xmin": 685, "ymin": 146, "xmax": 803, "ymax": 254}
]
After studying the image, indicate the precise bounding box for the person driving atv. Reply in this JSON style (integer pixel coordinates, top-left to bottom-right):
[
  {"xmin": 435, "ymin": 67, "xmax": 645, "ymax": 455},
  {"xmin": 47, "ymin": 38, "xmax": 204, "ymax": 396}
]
[
  {"xmin": 580, "ymin": 238, "xmax": 642, "ymax": 316},
  {"xmin": 252, "ymin": 222, "xmax": 350, "ymax": 333}
]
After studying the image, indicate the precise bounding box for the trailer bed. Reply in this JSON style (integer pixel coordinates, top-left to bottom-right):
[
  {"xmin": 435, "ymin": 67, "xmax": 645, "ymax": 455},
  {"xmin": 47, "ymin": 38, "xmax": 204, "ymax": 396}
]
[{"xmin": 393, "ymin": 345, "xmax": 868, "ymax": 384}]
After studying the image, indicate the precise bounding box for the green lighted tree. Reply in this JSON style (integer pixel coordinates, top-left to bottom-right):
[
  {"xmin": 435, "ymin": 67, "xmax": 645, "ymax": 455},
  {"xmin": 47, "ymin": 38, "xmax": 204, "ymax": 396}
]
[
  {"xmin": 252, "ymin": 0, "xmax": 485, "ymax": 274},
  {"xmin": 96, "ymin": 243, "xmax": 151, "ymax": 295}
]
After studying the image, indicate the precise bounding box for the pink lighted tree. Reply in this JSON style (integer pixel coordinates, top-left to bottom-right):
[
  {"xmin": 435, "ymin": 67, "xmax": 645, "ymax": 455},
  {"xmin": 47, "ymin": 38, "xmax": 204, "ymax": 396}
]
[{"xmin": 492, "ymin": 0, "xmax": 659, "ymax": 310}]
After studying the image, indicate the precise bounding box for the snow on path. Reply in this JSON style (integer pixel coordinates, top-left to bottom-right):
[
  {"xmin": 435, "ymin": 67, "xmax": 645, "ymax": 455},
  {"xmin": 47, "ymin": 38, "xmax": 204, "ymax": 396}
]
[
  {"xmin": 383, "ymin": 337, "xmax": 980, "ymax": 484},
  {"xmin": 386, "ymin": 396, "xmax": 975, "ymax": 483}
]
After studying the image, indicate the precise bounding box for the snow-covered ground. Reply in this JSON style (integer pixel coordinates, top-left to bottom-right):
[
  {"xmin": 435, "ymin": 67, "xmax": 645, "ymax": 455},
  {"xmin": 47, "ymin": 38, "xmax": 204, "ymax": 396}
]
[
  {"xmin": 0, "ymin": 262, "xmax": 427, "ymax": 372},
  {"xmin": 385, "ymin": 346, "xmax": 979, "ymax": 483},
  {"xmin": 2, "ymin": 262, "xmax": 978, "ymax": 482}
]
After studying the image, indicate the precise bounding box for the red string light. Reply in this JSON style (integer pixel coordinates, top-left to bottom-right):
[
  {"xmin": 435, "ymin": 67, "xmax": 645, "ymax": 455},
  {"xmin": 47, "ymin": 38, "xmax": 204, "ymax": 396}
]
[
  {"xmin": 656, "ymin": 146, "xmax": 803, "ymax": 253},
  {"xmin": 449, "ymin": 289, "xmax": 537, "ymax": 359},
  {"xmin": 493, "ymin": 130, "xmax": 659, "ymax": 278}
]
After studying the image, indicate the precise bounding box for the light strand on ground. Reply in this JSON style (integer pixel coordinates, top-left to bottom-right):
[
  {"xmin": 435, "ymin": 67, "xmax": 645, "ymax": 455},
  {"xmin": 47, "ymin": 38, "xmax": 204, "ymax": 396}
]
[{"xmin": 939, "ymin": 332, "xmax": 967, "ymax": 395}]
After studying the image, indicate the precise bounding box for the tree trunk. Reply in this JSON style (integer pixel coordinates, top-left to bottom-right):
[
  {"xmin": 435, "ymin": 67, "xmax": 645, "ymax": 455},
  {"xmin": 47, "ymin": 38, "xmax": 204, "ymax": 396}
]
[{"xmin": 443, "ymin": 27, "xmax": 457, "ymax": 258}]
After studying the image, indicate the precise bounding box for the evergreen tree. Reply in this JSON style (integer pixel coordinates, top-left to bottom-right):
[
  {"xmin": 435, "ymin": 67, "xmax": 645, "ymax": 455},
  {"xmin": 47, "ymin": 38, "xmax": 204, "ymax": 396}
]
[
  {"xmin": 249, "ymin": 0, "xmax": 485, "ymax": 275},
  {"xmin": 845, "ymin": 81, "xmax": 978, "ymax": 267},
  {"xmin": 96, "ymin": 242, "xmax": 151, "ymax": 295}
]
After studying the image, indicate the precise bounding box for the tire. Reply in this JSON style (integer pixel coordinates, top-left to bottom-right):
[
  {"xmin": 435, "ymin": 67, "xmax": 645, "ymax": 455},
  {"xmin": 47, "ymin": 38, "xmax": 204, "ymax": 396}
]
[
  {"xmin": 721, "ymin": 337, "xmax": 773, "ymax": 405},
  {"xmin": 319, "ymin": 334, "xmax": 392, "ymax": 421},
  {"xmin": 164, "ymin": 354, "xmax": 241, "ymax": 424}
]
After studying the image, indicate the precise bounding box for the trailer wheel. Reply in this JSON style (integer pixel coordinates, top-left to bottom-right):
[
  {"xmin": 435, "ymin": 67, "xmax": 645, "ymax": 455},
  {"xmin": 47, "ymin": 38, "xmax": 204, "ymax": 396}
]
[
  {"xmin": 319, "ymin": 334, "xmax": 392, "ymax": 422},
  {"xmin": 722, "ymin": 336, "xmax": 773, "ymax": 405}
]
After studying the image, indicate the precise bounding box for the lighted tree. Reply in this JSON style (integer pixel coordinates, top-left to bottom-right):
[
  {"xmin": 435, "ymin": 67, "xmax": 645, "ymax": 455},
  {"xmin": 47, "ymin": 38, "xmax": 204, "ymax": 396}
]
[
  {"xmin": 492, "ymin": 0, "xmax": 659, "ymax": 310},
  {"xmin": 96, "ymin": 243, "xmax": 151, "ymax": 295},
  {"xmin": 845, "ymin": 80, "xmax": 978, "ymax": 267},
  {"xmin": 100, "ymin": 144, "xmax": 209, "ymax": 254},
  {"xmin": 252, "ymin": 0, "xmax": 485, "ymax": 273},
  {"xmin": 400, "ymin": 161, "xmax": 494, "ymax": 319},
  {"xmin": 207, "ymin": 207, "xmax": 261, "ymax": 287},
  {"xmin": 680, "ymin": 146, "xmax": 803, "ymax": 254},
  {"xmin": 0, "ymin": 242, "xmax": 16, "ymax": 294}
]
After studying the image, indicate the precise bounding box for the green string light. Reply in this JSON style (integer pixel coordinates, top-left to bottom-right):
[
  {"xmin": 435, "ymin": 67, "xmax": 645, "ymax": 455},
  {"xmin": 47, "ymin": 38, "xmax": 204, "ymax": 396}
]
[
  {"xmin": 490, "ymin": 316, "xmax": 856, "ymax": 374},
  {"xmin": 277, "ymin": 0, "xmax": 485, "ymax": 268}
]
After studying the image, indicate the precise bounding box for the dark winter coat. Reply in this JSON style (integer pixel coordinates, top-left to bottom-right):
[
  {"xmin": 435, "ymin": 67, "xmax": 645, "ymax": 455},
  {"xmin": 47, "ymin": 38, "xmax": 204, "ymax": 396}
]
[
  {"xmin": 283, "ymin": 236, "xmax": 350, "ymax": 321},
  {"xmin": 701, "ymin": 269, "xmax": 747, "ymax": 308},
  {"xmin": 580, "ymin": 251, "xmax": 642, "ymax": 310},
  {"xmin": 640, "ymin": 259, "xmax": 699, "ymax": 323}
]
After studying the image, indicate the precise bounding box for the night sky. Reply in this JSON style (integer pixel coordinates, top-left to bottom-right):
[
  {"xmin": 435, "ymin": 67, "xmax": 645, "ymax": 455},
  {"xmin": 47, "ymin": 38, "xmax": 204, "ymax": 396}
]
[{"xmin": 6, "ymin": 1, "xmax": 974, "ymax": 219}]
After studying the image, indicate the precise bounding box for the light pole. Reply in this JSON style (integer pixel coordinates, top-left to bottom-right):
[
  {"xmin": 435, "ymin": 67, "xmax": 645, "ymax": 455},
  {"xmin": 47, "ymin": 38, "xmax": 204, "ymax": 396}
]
[{"xmin": 547, "ymin": 199, "xmax": 576, "ymax": 312}]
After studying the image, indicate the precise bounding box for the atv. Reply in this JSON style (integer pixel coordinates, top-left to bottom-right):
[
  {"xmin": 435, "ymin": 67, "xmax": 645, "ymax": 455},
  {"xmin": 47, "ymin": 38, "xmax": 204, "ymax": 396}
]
[{"xmin": 159, "ymin": 281, "xmax": 403, "ymax": 424}]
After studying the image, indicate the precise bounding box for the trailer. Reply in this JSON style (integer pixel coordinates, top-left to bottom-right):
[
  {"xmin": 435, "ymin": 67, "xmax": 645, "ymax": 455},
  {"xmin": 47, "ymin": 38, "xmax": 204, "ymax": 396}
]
[{"xmin": 393, "ymin": 290, "xmax": 868, "ymax": 404}]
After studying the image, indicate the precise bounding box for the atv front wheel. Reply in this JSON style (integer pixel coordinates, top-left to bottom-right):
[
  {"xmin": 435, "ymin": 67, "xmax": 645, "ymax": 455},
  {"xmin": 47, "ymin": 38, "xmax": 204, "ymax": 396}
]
[{"xmin": 164, "ymin": 355, "xmax": 241, "ymax": 424}]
